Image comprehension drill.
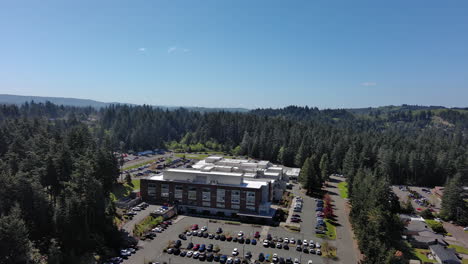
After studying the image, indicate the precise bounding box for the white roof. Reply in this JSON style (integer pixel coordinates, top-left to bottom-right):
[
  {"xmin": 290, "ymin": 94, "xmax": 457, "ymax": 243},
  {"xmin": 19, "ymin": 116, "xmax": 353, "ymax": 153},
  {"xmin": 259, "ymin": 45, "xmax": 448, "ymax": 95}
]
[{"xmin": 243, "ymin": 180, "xmax": 268, "ymax": 188}]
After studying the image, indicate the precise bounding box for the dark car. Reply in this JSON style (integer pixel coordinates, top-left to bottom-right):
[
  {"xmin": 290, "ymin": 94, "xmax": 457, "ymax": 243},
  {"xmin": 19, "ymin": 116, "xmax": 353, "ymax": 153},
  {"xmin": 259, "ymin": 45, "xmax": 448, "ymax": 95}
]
[
  {"xmin": 267, "ymin": 234, "xmax": 272, "ymax": 240},
  {"xmin": 254, "ymin": 231, "xmax": 260, "ymax": 238},
  {"xmin": 173, "ymin": 248, "xmax": 181, "ymax": 255},
  {"xmin": 179, "ymin": 234, "xmax": 187, "ymax": 240},
  {"xmin": 258, "ymin": 253, "xmax": 265, "ymax": 262},
  {"xmin": 220, "ymin": 255, "xmax": 227, "ymax": 264},
  {"xmin": 198, "ymin": 232, "xmax": 203, "ymax": 237},
  {"xmin": 187, "ymin": 242, "xmax": 194, "ymax": 249},
  {"xmin": 279, "ymin": 257, "xmax": 285, "ymax": 264},
  {"xmin": 215, "ymin": 234, "xmax": 220, "ymax": 240},
  {"xmin": 251, "ymin": 239, "xmax": 257, "ymax": 245},
  {"xmin": 226, "ymin": 236, "xmax": 232, "ymax": 242},
  {"xmin": 276, "ymin": 243, "xmax": 282, "ymax": 249},
  {"xmin": 199, "ymin": 253, "xmax": 206, "ymax": 261},
  {"xmin": 220, "ymin": 235, "xmax": 226, "ymax": 241},
  {"xmin": 238, "ymin": 237, "xmax": 244, "ymax": 244},
  {"xmin": 283, "ymin": 244, "xmax": 289, "ymax": 250},
  {"xmin": 207, "ymin": 253, "xmax": 214, "ymax": 261},
  {"xmin": 209, "ymin": 233, "xmax": 214, "ymax": 239},
  {"xmin": 180, "ymin": 251, "xmax": 187, "ymax": 257},
  {"xmin": 233, "ymin": 237, "xmax": 238, "ymax": 242},
  {"xmin": 214, "ymin": 254, "xmax": 221, "ymax": 262},
  {"xmin": 245, "ymin": 238, "xmax": 250, "ymax": 244},
  {"xmin": 316, "ymin": 207, "xmax": 323, "ymax": 211},
  {"xmin": 296, "ymin": 245, "xmax": 302, "ymax": 251},
  {"xmin": 245, "ymin": 251, "xmax": 252, "ymax": 259},
  {"xmin": 200, "ymin": 244, "xmax": 206, "ymax": 252},
  {"xmin": 269, "ymin": 241, "xmax": 275, "ymax": 248},
  {"xmin": 285, "ymin": 258, "xmax": 292, "ymax": 264},
  {"xmin": 291, "ymin": 218, "xmax": 301, "ymax": 223},
  {"xmin": 303, "ymin": 248, "xmax": 309, "ymax": 254},
  {"xmin": 216, "ymin": 227, "xmax": 223, "ymax": 234},
  {"xmin": 203, "ymin": 232, "xmax": 209, "ymax": 238},
  {"xmin": 207, "ymin": 244, "xmax": 213, "ymax": 252},
  {"xmin": 297, "ymin": 240, "xmax": 302, "ymax": 246}
]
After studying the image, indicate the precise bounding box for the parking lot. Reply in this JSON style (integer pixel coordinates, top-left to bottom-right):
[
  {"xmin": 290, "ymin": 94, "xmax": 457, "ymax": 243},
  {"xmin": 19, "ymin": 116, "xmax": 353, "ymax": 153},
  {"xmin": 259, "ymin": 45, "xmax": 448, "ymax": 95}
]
[
  {"xmin": 391, "ymin": 185, "xmax": 441, "ymax": 213},
  {"xmin": 122, "ymin": 216, "xmax": 329, "ymax": 264}
]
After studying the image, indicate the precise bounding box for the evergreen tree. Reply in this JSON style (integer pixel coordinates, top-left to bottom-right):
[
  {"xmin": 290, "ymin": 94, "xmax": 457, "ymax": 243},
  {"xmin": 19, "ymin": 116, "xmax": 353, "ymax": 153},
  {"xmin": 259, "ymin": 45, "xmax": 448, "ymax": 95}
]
[{"xmin": 0, "ymin": 205, "xmax": 32, "ymax": 264}]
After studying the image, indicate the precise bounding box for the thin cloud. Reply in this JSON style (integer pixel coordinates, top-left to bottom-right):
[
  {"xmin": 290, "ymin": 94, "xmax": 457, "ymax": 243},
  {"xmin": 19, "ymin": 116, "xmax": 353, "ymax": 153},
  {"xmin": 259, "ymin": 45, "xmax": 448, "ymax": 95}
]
[
  {"xmin": 361, "ymin": 82, "xmax": 377, "ymax": 86},
  {"xmin": 168, "ymin": 46, "xmax": 190, "ymax": 54},
  {"xmin": 138, "ymin": 47, "xmax": 146, "ymax": 52},
  {"xmin": 168, "ymin": 46, "xmax": 177, "ymax": 53}
]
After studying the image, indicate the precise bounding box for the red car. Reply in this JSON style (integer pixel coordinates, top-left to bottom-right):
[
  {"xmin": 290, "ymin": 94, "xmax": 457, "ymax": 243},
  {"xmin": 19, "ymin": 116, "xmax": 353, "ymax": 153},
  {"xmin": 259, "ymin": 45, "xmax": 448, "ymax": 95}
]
[
  {"xmin": 254, "ymin": 232, "xmax": 260, "ymax": 238},
  {"xmin": 193, "ymin": 244, "xmax": 200, "ymax": 250},
  {"xmin": 192, "ymin": 224, "xmax": 199, "ymax": 230}
]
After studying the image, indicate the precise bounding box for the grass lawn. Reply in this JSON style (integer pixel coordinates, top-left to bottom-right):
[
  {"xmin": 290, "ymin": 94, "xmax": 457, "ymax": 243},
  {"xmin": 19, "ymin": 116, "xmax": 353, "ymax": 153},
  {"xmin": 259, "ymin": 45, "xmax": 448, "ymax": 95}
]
[
  {"xmin": 413, "ymin": 249, "xmax": 437, "ymax": 263},
  {"xmin": 110, "ymin": 180, "xmax": 140, "ymax": 201},
  {"xmin": 463, "ymin": 258, "xmax": 468, "ymax": 264},
  {"xmin": 316, "ymin": 219, "xmax": 337, "ymax": 240},
  {"xmin": 425, "ymin": 219, "xmax": 446, "ymax": 233},
  {"xmin": 448, "ymin": 244, "xmax": 468, "ymax": 254},
  {"xmin": 122, "ymin": 159, "xmax": 155, "ymax": 171},
  {"xmin": 175, "ymin": 153, "xmax": 210, "ymax": 160},
  {"xmin": 337, "ymin": 181, "xmax": 348, "ymax": 199}
]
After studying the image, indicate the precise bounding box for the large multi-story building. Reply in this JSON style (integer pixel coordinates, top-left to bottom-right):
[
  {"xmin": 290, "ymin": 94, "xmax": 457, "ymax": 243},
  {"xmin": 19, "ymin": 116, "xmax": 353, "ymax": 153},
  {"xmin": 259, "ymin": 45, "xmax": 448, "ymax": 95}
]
[{"xmin": 140, "ymin": 156, "xmax": 300, "ymax": 222}]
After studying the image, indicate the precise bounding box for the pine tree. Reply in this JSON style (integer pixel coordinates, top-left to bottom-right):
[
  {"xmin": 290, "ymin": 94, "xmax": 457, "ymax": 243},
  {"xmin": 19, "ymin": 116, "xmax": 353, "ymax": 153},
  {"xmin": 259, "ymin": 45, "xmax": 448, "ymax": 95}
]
[
  {"xmin": 0, "ymin": 205, "xmax": 32, "ymax": 264},
  {"xmin": 319, "ymin": 154, "xmax": 330, "ymax": 183}
]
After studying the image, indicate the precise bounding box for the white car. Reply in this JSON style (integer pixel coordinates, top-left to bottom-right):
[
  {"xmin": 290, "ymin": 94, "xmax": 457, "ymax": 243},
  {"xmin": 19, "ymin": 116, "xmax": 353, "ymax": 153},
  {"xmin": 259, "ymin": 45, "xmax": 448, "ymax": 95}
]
[
  {"xmin": 120, "ymin": 249, "xmax": 131, "ymax": 257},
  {"xmin": 303, "ymin": 240, "xmax": 308, "ymax": 246},
  {"xmin": 463, "ymin": 227, "xmax": 468, "ymax": 231},
  {"xmin": 290, "ymin": 238, "xmax": 296, "ymax": 244},
  {"xmin": 186, "ymin": 231, "xmax": 192, "ymax": 236},
  {"xmin": 232, "ymin": 248, "xmax": 239, "ymax": 256},
  {"xmin": 227, "ymin": 257, "xmax": 233, "ymax": 264},
  {"xmin": 294, "ymin": 258, "xmax": 300, "ymax": 264},
  {"xmin": 316, "ymin": 249, "xmax": 322, "ymax": 255},
  {"xmin": 132, "ymin": 207, "xmax": 141, "ymax": 211},
  {"xmin": 308, "ymin": 261, "xmax": 313, "ymax": 264},
  {"xmin": 186, "ymin": 251, "xmax": 193, "ymax": 257},
  {"xmin": 238, "ymin": 231, "xmax": 244, "ymax": 237},
  {"xmin": 193, "ymin": 252, "xmax": 200, "ymax": 258},
  {"xmin": 309, "ymin": 240, "xmax": 314, "ymax": 245},
  {"xmin": 284, "ymin": 238, "xmax": 289, "ymax": 243},
  {"xmin": 272, "ymin": 254, "xmax": 278, "ymax": 262},
  {"xmin": 316, "ymin": 242, "xmax": 321, "ymax": 248},
  {"xmin": 201, "ymin": 226, "xmax": 207, "ymax": 232},
  {"xmin": 263, "ymin": 239, "xmax": 270, "ymax": 246}
]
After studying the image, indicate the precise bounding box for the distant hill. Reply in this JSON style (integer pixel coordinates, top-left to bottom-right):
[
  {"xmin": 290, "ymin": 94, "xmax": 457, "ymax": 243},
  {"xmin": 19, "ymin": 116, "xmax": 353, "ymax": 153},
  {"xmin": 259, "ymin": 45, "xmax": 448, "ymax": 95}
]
[
  {"xmin": 346, "ymin": 104, "xmax": 452, "ymax": 115},
  {"xmin": 0, "ymin": 94, "xmax": 249, "ymax": 112}
]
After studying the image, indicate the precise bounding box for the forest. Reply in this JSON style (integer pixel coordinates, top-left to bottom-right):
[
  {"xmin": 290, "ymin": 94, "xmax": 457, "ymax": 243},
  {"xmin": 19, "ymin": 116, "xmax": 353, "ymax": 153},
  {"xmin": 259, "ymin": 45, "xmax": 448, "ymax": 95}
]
[{"xmin": 0, "ymin": 102, "xmax": 467, "ymax": 263}]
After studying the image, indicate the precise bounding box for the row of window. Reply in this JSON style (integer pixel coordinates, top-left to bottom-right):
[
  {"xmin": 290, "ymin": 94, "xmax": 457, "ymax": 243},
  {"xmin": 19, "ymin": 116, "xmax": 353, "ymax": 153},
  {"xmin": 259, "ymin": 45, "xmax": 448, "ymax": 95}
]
[{"xmin": 147, "ymin": 183, "xmax": 256, "ymax": 207}]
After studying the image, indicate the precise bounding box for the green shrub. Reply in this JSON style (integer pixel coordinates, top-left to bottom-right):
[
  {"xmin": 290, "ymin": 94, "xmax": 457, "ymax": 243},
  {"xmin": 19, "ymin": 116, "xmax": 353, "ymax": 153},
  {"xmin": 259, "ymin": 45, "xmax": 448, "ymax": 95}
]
[{"xmin": 134, "ymin": 216, "xmax": 163, "ymax": 237}]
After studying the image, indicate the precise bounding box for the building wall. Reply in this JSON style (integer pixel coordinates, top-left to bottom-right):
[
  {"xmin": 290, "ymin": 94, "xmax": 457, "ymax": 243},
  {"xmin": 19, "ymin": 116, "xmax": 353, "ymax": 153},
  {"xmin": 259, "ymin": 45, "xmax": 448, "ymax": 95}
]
[{"xmin": 141, "ymin": 178, "xmax": 265, "ymax": 214}]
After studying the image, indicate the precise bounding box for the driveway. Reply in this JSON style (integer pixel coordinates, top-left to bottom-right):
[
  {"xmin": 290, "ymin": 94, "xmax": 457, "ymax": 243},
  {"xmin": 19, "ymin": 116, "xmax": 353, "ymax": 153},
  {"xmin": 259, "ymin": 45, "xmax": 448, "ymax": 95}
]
[{"xmin": 325, "ymin": 176, "xmax": 359, "ymax": 264}]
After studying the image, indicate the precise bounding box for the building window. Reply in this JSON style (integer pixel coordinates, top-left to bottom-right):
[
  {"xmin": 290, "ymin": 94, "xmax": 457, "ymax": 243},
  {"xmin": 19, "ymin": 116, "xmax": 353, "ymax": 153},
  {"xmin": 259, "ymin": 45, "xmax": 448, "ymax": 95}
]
[
  {"xmin": 217, "ymin": 203, "xmax": 225, "ymax": 208},
  {"xmin": 231, "ymin": 204, "xmax": 240, "ymax": 209},
  {"xmin": 148, "ymin": 183, "xmax": 157, "ymax": 196},
  {"xmin": 202, "ymin": 201, "xmax": 211, "ymax": 207},
  {"xmin": 161, "ymin": 184, "xmax": 169, "ymax": 197},
  {"xmin": 231, "ymin": 190, "xmax": 240, "ymax": 204},
  {"xmin": 188, "ymin": 187, "xmax": 197, "ymax": 200},
  {"xmin": 246, "ymin": 191, "xmax": 256, "ymax": 205},
  {"xmin": 175, "ymin": 185, "xmax": 183, "ymax": 199},
  {"xmin": 246, "ymin": 206, "xmax": 256, "ymax": 211},
  {"xmin": 202, "ymin": 188, "xmax": 211, "ymax": 202},
  {"xmin": 216, "ymin": 189, "xmax": 225, "ymax": 203}
]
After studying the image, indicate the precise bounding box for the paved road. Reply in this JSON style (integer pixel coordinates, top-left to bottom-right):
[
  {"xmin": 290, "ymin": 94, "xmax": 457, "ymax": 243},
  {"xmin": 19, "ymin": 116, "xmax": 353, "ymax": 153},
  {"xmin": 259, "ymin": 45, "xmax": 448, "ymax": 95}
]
[
  {"xmin": 325, "ymin": 176, "xmax": 359, "ymax": 264},
  {"xmin": 391, "ymin": 185, "xmax": 441, "ymax": 213},
  {"xmin": 289, "ymin": 184, "xmax": 317, "ymax": 238},
  {"xmin": 122, "ymin": 205, "xmax": 159, "ymax": 235},
  {"xmin": 443, "ymin": 222, "xmax": 468, "ymax": 249},
  {"xmin": 123, "ymin": 216, "xmax": 330, "ymax": 264}
]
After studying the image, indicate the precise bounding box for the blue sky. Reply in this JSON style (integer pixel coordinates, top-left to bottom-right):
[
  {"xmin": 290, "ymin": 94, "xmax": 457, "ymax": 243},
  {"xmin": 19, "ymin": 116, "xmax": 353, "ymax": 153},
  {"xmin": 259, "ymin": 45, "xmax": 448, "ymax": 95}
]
[{"xmin": 0, "ymin": 0, "xmax": 467, "ymax": 109}]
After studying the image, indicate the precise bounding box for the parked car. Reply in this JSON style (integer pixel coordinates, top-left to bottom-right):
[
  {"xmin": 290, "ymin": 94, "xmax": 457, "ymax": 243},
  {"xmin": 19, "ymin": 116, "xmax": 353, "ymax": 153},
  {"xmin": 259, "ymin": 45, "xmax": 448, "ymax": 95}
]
[
  {"xmin": 258, "ymin": 253, "xmax": 265, "ymax": 262},
  {"xmin": 254, "ymin": 231, "xmax": 260, "ymax": 238},
  {"xmin": 232, "ymin": 248, "xmax": 239, "ymax": 256},
  {"xmin": 217, "ymin": 227, "xmax": 223, "ymax": 233},
  {"xmin": 251, "ymin": 239, "xmax": 257, "ymax": 245},
  {"xmin": 192, "ymin": 224, "xmax": 199, "ymax": 230}
]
